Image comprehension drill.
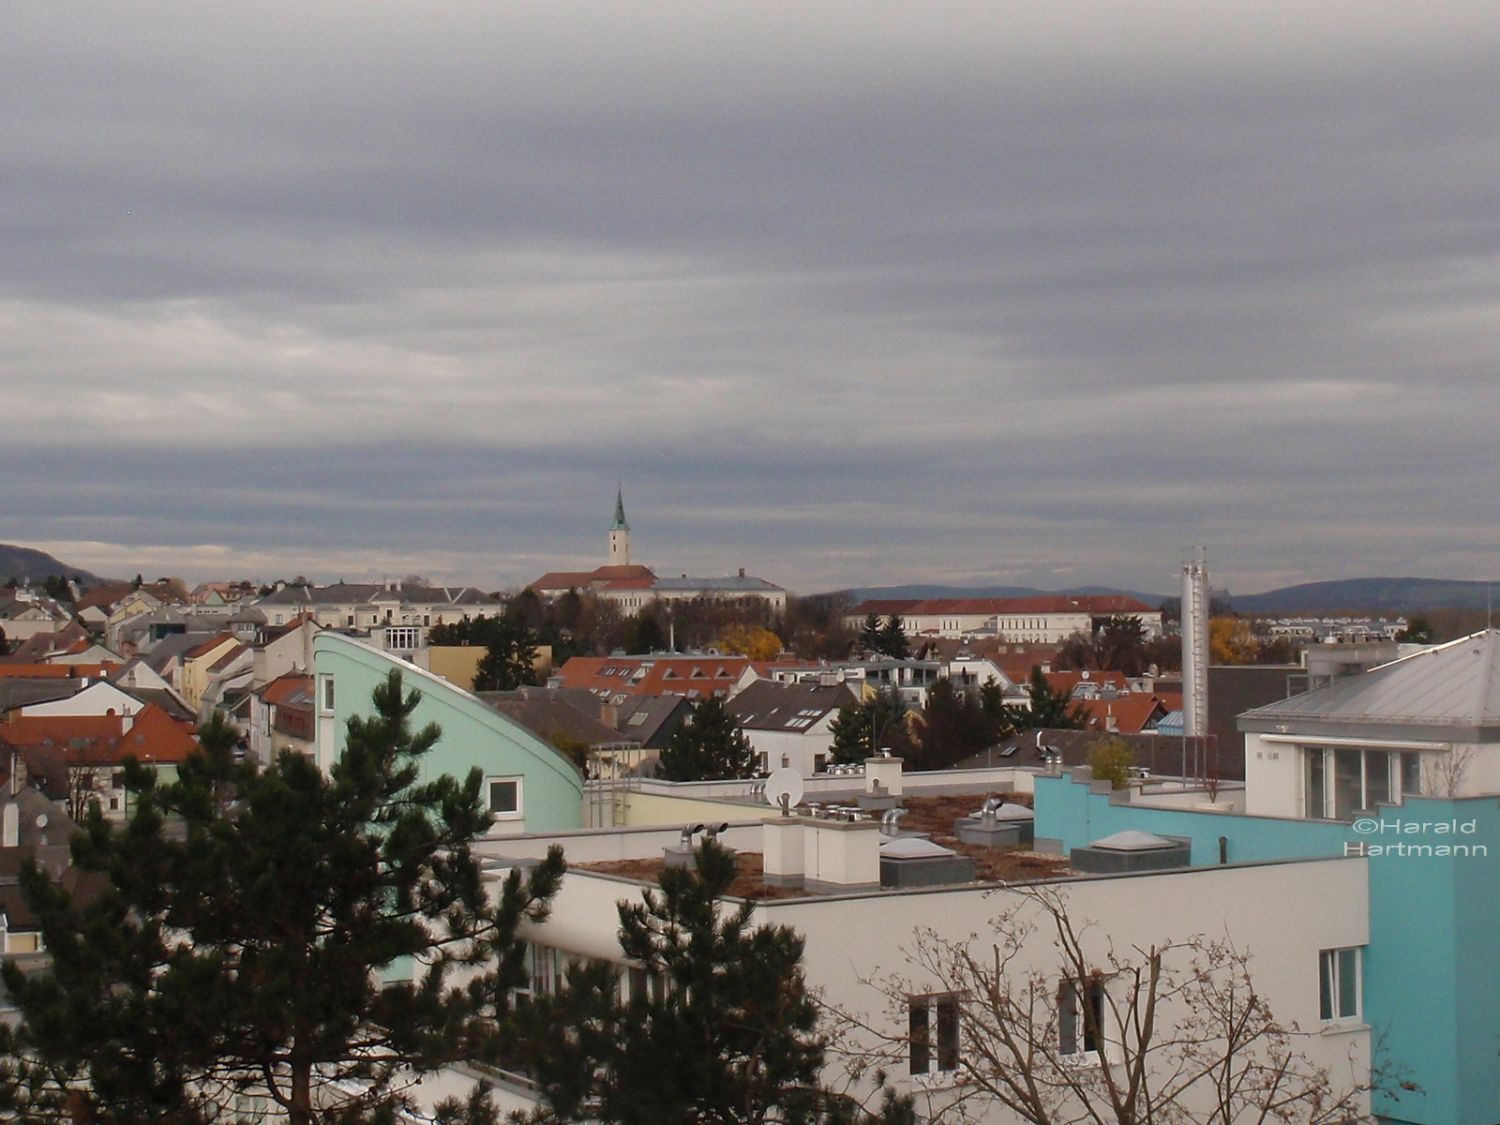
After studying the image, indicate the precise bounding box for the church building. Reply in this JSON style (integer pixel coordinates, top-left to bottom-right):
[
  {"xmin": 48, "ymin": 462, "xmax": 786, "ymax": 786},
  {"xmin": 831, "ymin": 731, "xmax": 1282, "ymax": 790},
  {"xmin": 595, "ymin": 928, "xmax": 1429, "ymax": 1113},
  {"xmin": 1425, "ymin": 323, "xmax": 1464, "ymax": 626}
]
[{"xmin": 528, "ymin": 489, "xmax": 786, "ymax": 614}]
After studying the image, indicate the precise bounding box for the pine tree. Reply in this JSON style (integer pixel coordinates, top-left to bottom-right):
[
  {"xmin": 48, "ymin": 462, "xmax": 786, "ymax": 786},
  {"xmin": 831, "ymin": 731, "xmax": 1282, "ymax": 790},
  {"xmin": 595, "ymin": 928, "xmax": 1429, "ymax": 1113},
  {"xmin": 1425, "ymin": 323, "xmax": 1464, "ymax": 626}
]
[
  {"xmin": 1016, "ymin": 665, "xmax": 1084, "ymax": 731},
  {"xmin": 858, "ymin": 612, "xmax": 882, "ymax": 655},
  {"xmin": 827, "ymin": 690, "xmax": 911, "ymax": 765},
  {"xmin": 0, "ymin": 671, "xmax": 563, "ymax": 1124},
  {"xmin": 431, "ymin": 614, "xmax": 541, "ymax": 691},
  {"xmin": 877, "ymin": 614, "xmax": 908, "ymax": 659},
  {"xmin": 512, "ymin": 840, "xmax": 912, "ymax": 1124},
  {"xmin": 654, "ymin": 696, "xmax": 757, "ymax": 781}
]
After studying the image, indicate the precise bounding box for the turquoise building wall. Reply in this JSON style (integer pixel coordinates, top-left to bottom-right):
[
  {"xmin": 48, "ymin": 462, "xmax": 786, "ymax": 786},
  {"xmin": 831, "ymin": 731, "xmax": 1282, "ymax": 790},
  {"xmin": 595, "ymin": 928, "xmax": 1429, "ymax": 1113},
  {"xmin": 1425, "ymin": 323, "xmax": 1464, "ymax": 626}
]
[
  {"xmin": 1034, "ymin": 773, "xmax": 1500, "ymax": 1125},
  {"xmin": 312, "ymin": 633, "xmax": 583, "ymax": 834}
]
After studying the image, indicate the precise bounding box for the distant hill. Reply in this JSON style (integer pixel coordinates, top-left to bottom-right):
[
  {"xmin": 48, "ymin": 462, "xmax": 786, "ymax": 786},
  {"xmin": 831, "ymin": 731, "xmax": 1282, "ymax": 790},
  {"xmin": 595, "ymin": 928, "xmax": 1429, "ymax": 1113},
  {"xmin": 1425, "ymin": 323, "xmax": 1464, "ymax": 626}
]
[
  {"xmin": 0, "ymin": 543, "xmax": 106, "ymax": 587},
  {"xmin": 841, "ymin": 584, "xmax": 1170, "ymax": 606},
  {"xmin": 1225, "ymin": 578, "xmax": 1500, "ymax": 615},
  {"xmin": 837, "ymin": 577, "xmax": 1500, "ymax": 616}
]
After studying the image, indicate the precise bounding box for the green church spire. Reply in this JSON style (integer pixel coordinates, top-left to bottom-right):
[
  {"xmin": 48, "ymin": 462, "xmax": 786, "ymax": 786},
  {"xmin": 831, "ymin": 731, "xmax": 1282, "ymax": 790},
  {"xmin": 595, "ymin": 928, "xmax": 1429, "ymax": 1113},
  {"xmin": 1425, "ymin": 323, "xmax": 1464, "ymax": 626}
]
[{"xmin": 612, "ymin": 485, "xmax": 629, "ymax": 531}]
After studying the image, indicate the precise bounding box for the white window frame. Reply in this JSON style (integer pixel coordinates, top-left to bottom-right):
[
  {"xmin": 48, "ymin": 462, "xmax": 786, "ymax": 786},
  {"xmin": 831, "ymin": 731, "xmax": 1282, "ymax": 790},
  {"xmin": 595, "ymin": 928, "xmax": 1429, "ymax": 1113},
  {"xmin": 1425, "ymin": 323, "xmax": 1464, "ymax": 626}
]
[
  {"xmin": 317, "ymin": 674, "xmax": 335, "ymax": 715},
  {"xmin": 1319, "ymin": 947, "xmax": 1361, "ymax": 1024},
  {"xmin": 487, "ymin": 776, "xmax": 523, "ymax": 820},
  {"xmin": 1303, "ymin": 746, "xmax": 1400, "ymax": 819}
]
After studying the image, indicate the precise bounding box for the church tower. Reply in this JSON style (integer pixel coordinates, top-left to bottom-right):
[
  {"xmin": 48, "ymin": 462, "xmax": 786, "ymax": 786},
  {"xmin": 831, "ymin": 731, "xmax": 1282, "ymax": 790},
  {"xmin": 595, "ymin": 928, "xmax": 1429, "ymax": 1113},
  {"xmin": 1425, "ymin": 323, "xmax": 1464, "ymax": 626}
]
[{"xmin": 608, "ymin": 486, "xmax": 631, "ymax": 566}]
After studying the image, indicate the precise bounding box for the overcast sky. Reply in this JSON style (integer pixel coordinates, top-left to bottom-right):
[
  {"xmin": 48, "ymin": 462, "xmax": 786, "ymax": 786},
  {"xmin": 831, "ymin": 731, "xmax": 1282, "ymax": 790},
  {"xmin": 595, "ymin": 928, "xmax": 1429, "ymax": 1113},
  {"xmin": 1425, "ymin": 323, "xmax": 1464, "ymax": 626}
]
[{"xmin": 4, "ymin": 3, "xmax": 1498, "ymax": 597}]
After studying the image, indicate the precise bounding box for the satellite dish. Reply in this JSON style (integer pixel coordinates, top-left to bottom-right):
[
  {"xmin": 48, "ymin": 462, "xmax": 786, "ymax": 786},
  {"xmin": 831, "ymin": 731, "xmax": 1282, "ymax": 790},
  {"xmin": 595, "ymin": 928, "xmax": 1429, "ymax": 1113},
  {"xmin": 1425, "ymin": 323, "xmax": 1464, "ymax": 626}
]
[
  {"xmin": 763, "ymin": 768, "xmax": 804, "ymax": 813},
  {"xmin": 35, "ymin": 814, "xmax": 48, "ymax": 828}
]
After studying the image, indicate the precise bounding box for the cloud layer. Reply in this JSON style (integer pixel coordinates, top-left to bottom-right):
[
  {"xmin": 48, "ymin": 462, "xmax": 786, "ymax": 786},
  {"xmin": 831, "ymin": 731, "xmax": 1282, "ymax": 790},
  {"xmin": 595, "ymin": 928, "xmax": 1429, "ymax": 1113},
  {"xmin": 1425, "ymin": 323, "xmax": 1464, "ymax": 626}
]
[{"xmin": 4, "ymin": 3, "xmax": 1499, "ymax": 594}]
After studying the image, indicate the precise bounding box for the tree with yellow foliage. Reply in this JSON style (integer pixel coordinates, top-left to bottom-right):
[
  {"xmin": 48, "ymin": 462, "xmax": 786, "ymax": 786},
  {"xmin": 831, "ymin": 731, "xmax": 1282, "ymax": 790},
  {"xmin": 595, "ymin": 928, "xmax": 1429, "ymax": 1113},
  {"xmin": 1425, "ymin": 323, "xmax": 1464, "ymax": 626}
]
[
  {"xmin": 715, "ymin": 623, "xmax": 783, "ymax": 661},
  {"xmin": 1208, "ymin": 616, "xmax": 1258, "ymax": 664}
]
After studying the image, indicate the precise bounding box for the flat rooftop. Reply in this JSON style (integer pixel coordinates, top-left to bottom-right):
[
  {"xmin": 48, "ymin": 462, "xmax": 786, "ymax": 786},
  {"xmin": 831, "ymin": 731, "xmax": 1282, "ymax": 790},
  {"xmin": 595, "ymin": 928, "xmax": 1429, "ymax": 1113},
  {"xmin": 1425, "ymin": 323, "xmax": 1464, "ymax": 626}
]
[{"xmin": 575, "ymin": 794, "xmax": 1072, "ymax": 899}]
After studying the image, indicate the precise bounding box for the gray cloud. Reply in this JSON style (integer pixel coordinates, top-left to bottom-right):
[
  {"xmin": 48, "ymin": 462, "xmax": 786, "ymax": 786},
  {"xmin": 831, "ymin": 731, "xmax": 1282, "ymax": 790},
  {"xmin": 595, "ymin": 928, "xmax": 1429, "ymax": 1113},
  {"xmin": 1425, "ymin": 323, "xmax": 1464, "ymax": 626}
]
[{"xmin": 3, "ymin": 2, "xmax": 1499, "ymax": 596}]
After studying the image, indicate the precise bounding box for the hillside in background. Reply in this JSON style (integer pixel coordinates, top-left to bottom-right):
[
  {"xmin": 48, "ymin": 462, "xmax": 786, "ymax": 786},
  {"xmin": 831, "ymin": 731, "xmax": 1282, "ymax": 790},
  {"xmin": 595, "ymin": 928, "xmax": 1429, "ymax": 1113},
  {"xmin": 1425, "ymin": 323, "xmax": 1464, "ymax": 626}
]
[
  {"xmin": 842, "ymin": 583, "xmax": 1169, "ymax": 605},
  {"xmin": 0, "ymin": 543, "xmax": 106, "ymax": 586},
  {"xmin": 1224, "ymin": 577, "xmax": 1499, "ymax": 614},
  {"xmin": 841, "ymin": 577, "xmax": 1497, "ymax": 616}
]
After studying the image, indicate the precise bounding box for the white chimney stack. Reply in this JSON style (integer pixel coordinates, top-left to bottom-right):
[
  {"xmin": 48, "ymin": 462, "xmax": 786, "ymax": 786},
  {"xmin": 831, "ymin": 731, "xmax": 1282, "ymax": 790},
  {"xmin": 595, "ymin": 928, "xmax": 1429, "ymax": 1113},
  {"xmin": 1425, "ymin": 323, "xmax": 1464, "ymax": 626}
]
[
  {"xmin": 762, "ymin": 818, "xmax": 805, "ymax": 887},
  {"xmin": 804, "ymin": 816, "xmax": 880, "ymax": 892},
  {"xmin": 865, "ymin": 755, "xmax": 903, "ymax": 797}
]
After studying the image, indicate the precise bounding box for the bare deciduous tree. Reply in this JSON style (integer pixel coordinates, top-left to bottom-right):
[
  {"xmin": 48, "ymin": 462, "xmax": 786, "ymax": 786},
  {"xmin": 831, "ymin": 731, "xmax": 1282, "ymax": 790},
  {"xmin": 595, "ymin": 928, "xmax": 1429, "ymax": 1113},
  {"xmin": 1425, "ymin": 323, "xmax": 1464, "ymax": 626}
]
[
  {"xmin": 841, "ymin": 887, "xmax": 1396, "ymax": 1124},
  {"xmin": 1420, "ymin": 744, "xmax": 1474, "ymax": 798}
]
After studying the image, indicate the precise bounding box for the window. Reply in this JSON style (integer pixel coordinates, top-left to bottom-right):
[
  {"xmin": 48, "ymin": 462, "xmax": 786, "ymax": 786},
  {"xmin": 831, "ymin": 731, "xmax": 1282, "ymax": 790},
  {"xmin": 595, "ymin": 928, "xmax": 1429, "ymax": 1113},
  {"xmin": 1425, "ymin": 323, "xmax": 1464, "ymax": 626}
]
[
  {"xmin": 625, "ymin": 965, "xmax": 663, "ymax": 1005},
  {"xmin": 384, "ymin": 626, "xmax": 420, "ymax": 652},
  {"xmin": 1399, "ymin": 752, "xmax": 1422, "ymax": 798},
  {"xmin": 488, "ymin": 777, "xmax": 522, "ymax": 818},
  {"xmin": 318, "ymin": 675, "xmax": 335, "ymax": 714},
  {"xmin": 1319, "ymin": 947, "xmax": 1360, "ymax": 1022},
  {"xmin": 1305, "ymin": 748, "xmax": 1397, "ymax": 819},
  {"xmin": 908, "ymin": 994, "xmax": 960, "ymax": 1075},
  {"xmin": 1059, "ymin": 977, "xmax": 1106, "ymax": 1056}
]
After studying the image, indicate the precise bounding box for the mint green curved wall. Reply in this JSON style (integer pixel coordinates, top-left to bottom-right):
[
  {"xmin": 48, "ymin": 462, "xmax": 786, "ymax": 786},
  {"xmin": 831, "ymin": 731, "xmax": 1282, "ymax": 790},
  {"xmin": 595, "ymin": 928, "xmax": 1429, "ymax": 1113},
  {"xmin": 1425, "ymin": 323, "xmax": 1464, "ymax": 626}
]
[{"xmin": 313, "ymin": 633, "xmax": 582, "ymax": 834}]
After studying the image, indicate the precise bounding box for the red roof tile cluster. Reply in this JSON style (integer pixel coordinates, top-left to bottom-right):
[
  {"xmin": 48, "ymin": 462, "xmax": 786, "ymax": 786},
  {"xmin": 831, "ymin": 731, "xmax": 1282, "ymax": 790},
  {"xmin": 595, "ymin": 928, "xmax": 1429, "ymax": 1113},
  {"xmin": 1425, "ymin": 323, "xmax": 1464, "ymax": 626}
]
[
  {"xmin": 555, "ymin": 655, "xmax": 753, "ymax": 699},
  {"xmin": 184, "ymin": 632, "xmax": 239, "ymax": 661},
  {"xmin": 0, "ymin": 704, "xmax": 199, "ymax": 765},
  {"xmin": 531, "ymin": 565, "xmax": 659, "ymax": 593},
  {"xmin": 258, "ymin": 673, "xmax": 314, "ymax": 707},
  {"xmin": 1045, "ymin": 670, "xmax": 1130, "ymax": 695},
  {"xmin": 0, "ymin": 663, "xmax": 115, "ymax": 681},
  {"xmin": 1075, "ymin": 695, "xmax": 1169, "ymax": 735}
]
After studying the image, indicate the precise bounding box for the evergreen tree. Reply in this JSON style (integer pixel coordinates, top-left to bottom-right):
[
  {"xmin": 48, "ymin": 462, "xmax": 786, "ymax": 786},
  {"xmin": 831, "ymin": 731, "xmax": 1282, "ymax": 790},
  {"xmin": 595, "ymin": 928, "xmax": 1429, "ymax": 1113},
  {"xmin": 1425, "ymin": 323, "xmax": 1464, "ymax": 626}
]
[
  {"xmin": 858, "ymin": 612, "xmax": 882, "ymax": 655},
  {"xmin": 1014, "ymin": 665, "xmax": 1084, "ymax": 731},
  {"xmin": 655, "ymin": 696, "xmax": 757, "ymax": 781},
  {"xmin": 624, "ymin": 605, "xmax": 668, "ymax": 654},
  {"xmin": 877, "ymin": 614, "xmax": 908, "ymax": 659},
  {"xmin": 513, "ymin": 840, "xmax": 912, "ymax": 1124},
  {"xmin": 912, "ymin": 677, "xmax": 1009, "ymax": 770},
  {"xmin": 431, "ymin": 614, "xmax": 541, "ymax": 691},
  {"xmin": 827, "ymin": 690, "xmax": 911, "ymax": 765},
  {"xmin": 0, "ymin": 671, "xmax": 564, "ymax": 1124}
]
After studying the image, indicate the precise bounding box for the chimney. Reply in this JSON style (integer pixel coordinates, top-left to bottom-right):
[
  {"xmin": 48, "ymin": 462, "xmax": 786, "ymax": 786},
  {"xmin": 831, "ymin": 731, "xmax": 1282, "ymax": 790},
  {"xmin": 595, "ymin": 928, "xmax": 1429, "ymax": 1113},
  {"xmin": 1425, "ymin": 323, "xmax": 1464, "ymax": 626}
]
[
  {"xmin": 865, "ymin": 755, "xmax": 904, "ymax": 797},
  {"xmin": 762, "ymin": 817, "xmax": 805, "ymax": 888},
  {"xmin": 804, "ymin": 813, "xmax": 880, "ymax": 892},
  {"xmin": 2, "ymin": 802, "xmax": 18, "ymax": 849}
]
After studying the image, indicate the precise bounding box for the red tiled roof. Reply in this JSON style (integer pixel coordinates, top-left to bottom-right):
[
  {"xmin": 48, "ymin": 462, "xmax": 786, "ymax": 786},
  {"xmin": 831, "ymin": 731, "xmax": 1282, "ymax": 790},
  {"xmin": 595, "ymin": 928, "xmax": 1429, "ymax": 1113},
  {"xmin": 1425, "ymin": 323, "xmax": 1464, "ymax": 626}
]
[
  {"xmin": 206, "ymin": 643, "xmax": 248, "ymax": 673},
  {"xmin": 73, "ymin": 583, "xmax": 135, "ymax": 613},
  {"xmin": 185, "ymin": 632, "xmax": 238, "ymax": 661},
  {"xmin": 1045, "ymin": 670, "xmax": 1130, "ymax": 694},
  {"xmin": 530, "ymin": 571, "xmax": 598, "ymax": 591},
  {"xmin": 849, "ymin": 600, "xmax": 922, "ymax": 617},
  {"xmin": 591, "ymin": 566, "xmax": 655, "ymax": 580},
  {"xmin": 5, "ymin": 623, "xmax": 93, "ymax": 662},
  {"xmin": 531, "ymin": 565, "xmax": 658, "ymax": 591},
  {"xmin": 0, "ymin": 704, "xmax": 198, "ymax": 765},
  {"xmin": 0, "ymin": 663, "xmax": 114, "ymax": 680},
  {"xmin": 992, "ymin": 650, "xmax": 1060, "ymax": 683},
  {"xmin": 259, "ymin": 673, "xmax": 314, "ymax": 707},
  {"xmin": 555, "ymin": 655, "xmax": 754, "ymax": 699},
  {"xmin": 1076, "ymin": 695, "xmax": 1168, "ymax": 735}
]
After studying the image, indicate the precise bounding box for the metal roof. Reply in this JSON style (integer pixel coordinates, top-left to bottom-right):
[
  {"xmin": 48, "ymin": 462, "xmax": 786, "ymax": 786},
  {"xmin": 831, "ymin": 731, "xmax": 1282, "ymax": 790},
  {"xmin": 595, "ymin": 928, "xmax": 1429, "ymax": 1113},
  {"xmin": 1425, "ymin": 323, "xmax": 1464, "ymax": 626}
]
[{"xmin": 1239, "ymin": 630, "xmax": 1500, "ymax": 736}]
